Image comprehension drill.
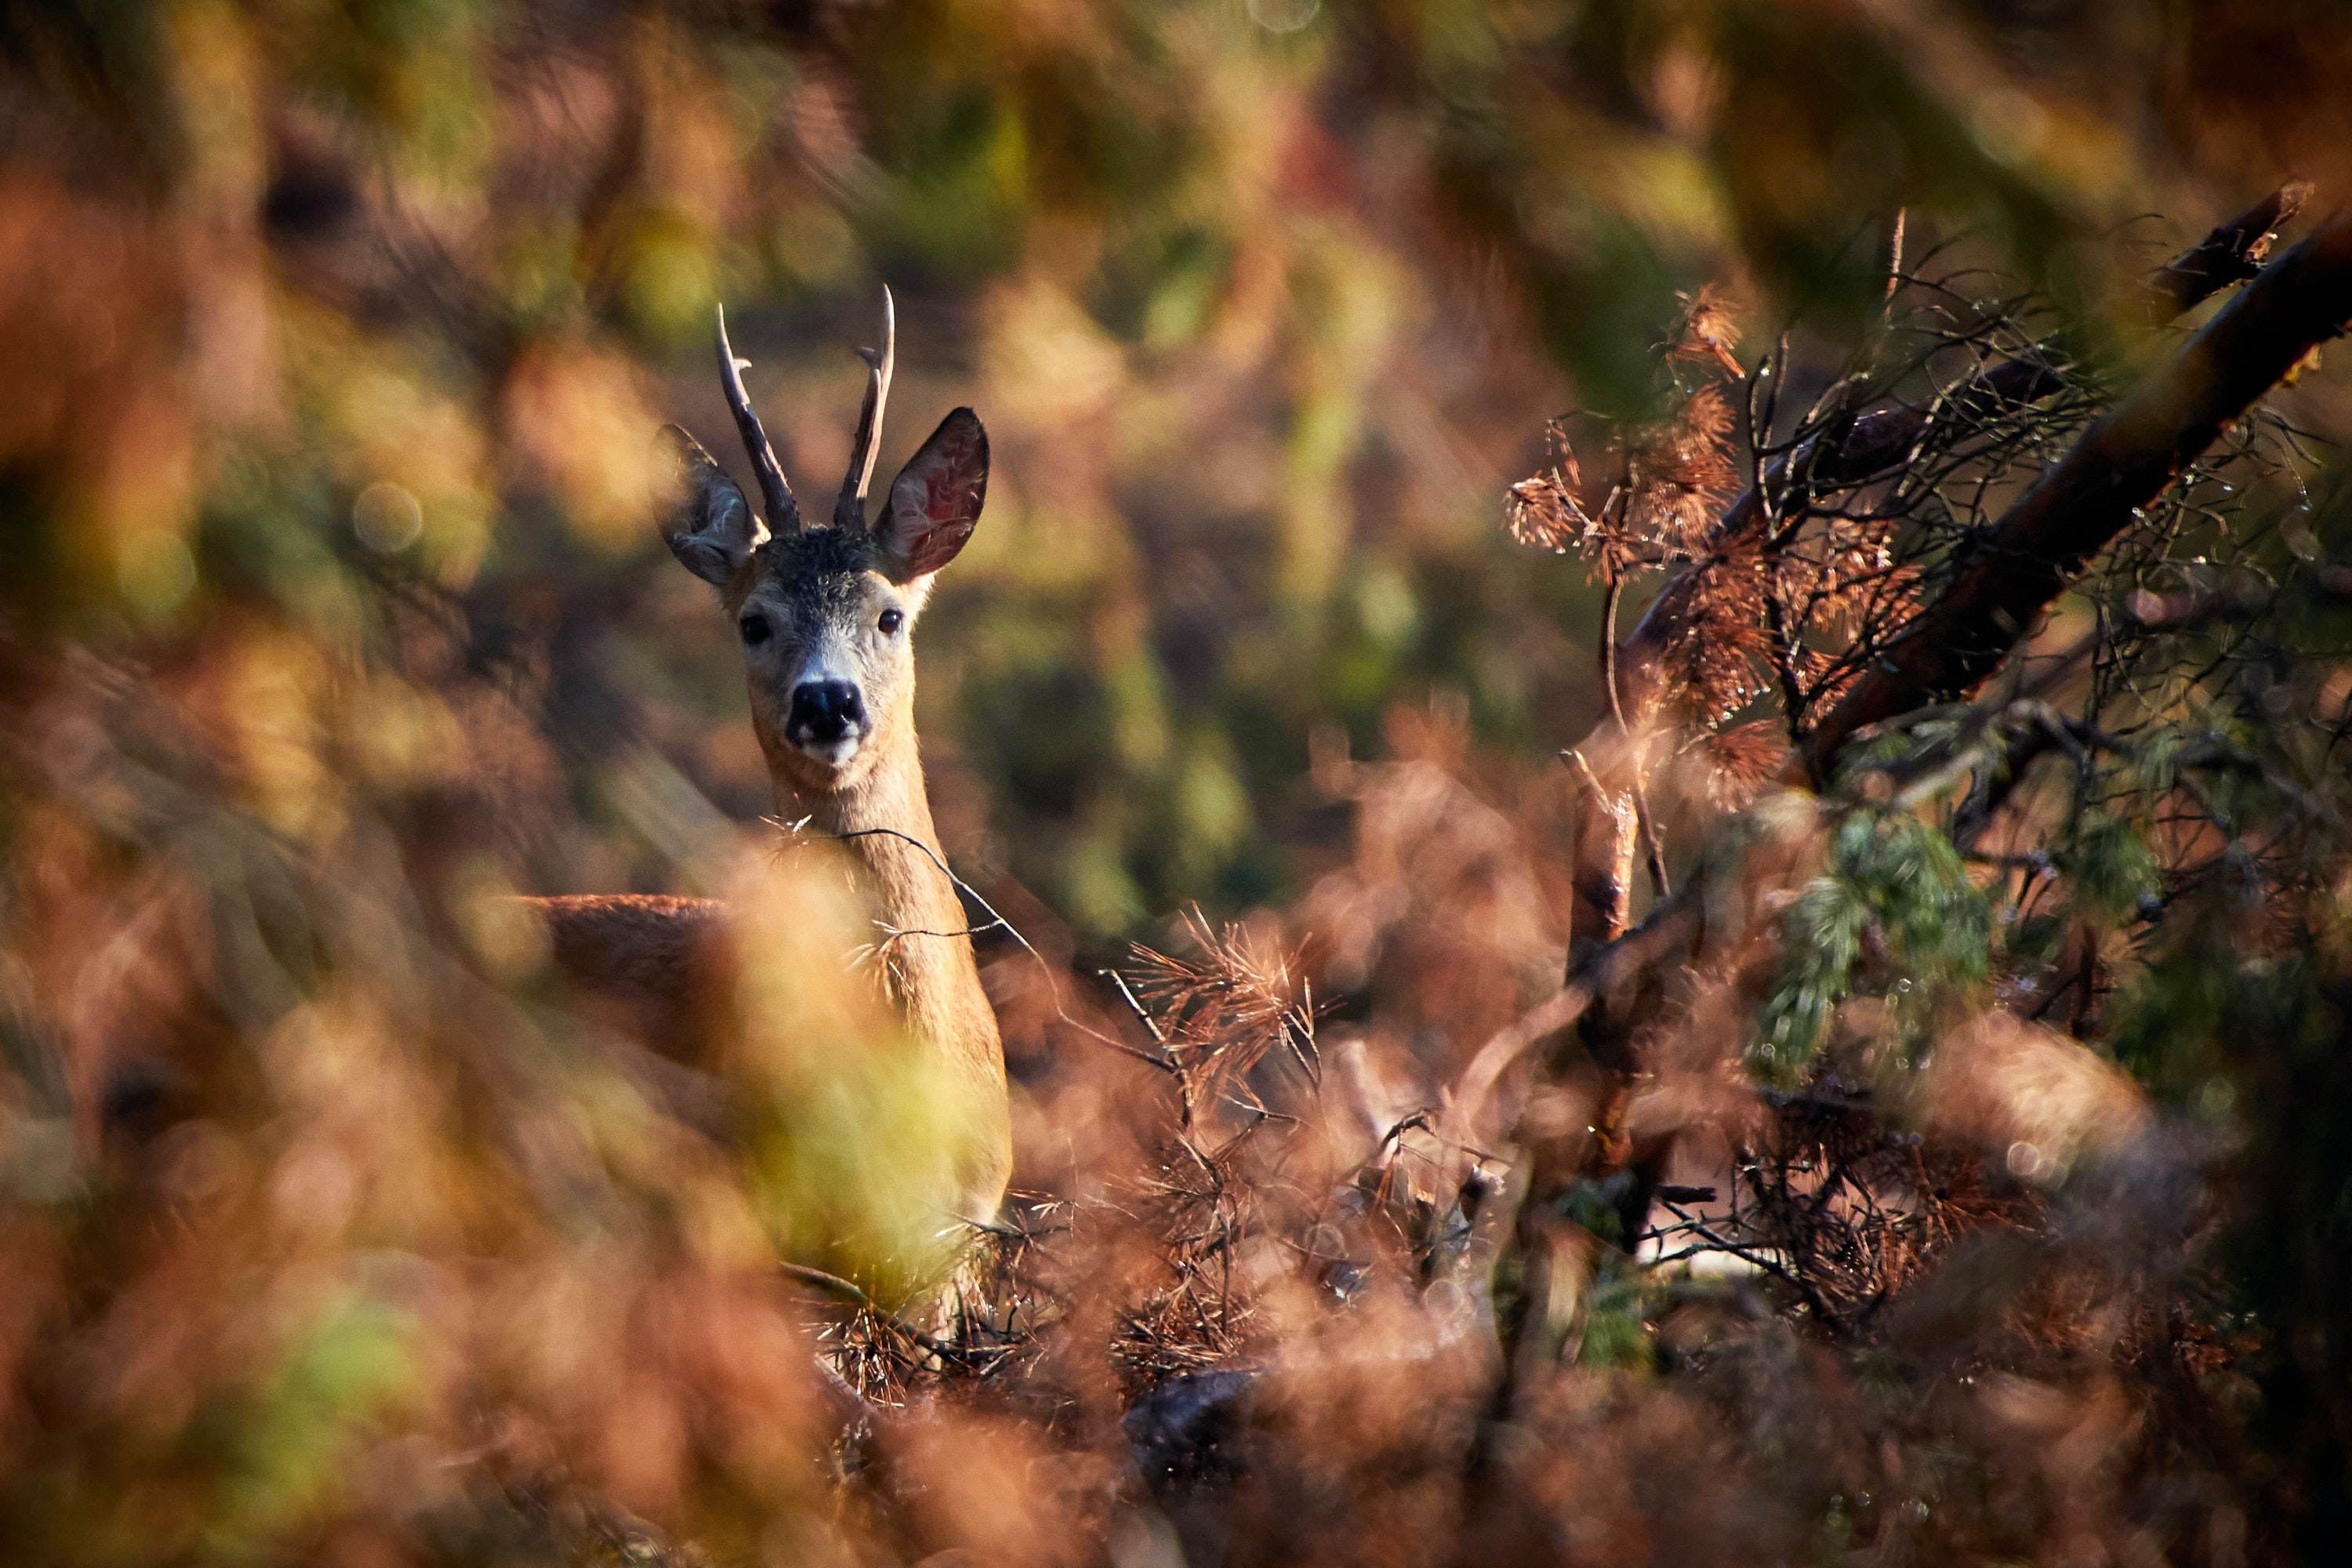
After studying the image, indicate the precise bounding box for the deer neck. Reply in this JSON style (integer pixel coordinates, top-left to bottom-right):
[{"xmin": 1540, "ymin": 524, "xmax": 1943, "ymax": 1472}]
[
  {"xmin": 779, "ymin": 721, "xmax": 1002, "ymax": 1081},
  {"xmin": 782, "ymin": 720, "xmax": 1011, "ymax": 1222}
]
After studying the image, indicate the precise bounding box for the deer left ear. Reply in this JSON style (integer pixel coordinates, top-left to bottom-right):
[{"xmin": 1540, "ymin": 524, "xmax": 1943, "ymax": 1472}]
[
  {"xmin": 659, "ymin": 424, "xmax": 766, "ymax": 586},
  {"xmin": 877, "ymin": 408, "xmax": 989, "ymax": 582}
]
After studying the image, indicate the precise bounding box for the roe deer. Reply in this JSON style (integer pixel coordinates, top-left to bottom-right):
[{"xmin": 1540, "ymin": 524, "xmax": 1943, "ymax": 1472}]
[{"xmin": 525, "ymin": 292, "xmax": 1010, "ymax": 1230}]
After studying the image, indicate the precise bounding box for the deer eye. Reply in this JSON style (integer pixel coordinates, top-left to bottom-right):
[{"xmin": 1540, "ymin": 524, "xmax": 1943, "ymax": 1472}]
[
  {"xmin": 739, "ymin": 615, "xmax": 771, "ymax": 646},
  {"xmin": 877, "ymin": 608, "xmax": 904, "ymax": 636}
]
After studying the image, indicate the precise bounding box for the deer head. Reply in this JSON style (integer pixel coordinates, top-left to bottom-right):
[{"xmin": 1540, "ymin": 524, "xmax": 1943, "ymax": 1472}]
[{"xmin": 661, "ymin": 292, "xmax": 990, "ymax": 798}]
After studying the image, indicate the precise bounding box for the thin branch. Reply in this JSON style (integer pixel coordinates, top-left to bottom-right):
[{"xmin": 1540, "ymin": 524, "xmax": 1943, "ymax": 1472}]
[
  {"xmin": 781, "ymin": 818, "xmax": 1178, "ymax": 1075},
  {"xmin": 779, "ymin": 1262, "xmax": 956, "ymax": 1358}
]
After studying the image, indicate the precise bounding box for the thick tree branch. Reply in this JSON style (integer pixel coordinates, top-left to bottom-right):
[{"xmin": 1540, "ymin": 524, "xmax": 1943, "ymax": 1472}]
[
  {"xmin": 1802, "ymin": 204, "xmax": 2352, "ymax": 779},
  {"xmin": 1610, "ymin": 183, "xmax": 2310, "ymax": 732},
  {"xmin": 2136, "ymin": 180, "xmax": 2312, "ymax": 325}
]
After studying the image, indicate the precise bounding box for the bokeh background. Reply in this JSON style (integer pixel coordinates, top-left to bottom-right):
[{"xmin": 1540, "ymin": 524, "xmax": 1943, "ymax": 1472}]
[
  {"xmin": 9, "ymin": 2, "xmax": 2352, "ymax": 1563},
  {"xmin": 9, "ymin": 0, "xmax": 2348, "ymax": 946}
]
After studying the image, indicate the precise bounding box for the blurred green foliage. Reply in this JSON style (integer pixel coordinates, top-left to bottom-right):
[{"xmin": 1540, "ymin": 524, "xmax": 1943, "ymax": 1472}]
[{"xmin": 1755, "ymin": 804, "xmax": 1991, "ymax": 1083}]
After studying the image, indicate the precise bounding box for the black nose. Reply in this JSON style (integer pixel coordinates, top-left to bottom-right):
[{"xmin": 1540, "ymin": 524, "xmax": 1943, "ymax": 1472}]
[{"xmin": 788, "ymin": 680, "xmax": 866, "ymax": 744}]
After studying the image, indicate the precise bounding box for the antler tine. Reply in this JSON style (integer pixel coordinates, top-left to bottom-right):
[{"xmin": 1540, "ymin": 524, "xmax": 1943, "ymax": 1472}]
[
  {"xmin": 713, "ymin": 304, "xmax": 801, "ymax": 534},
  {"xmin": 834, "ymin": 285, "xmax": 896, "ymax": 530}
]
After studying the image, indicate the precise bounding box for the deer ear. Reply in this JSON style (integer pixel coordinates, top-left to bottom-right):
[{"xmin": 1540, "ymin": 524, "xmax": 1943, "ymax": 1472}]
[
  {"xmin": 659, "ymin": 424, "xmax": 765, "ymax": 586},
  {"xmin": 877, "ymin": 408, "xmax": 989, "ymax": 581}
]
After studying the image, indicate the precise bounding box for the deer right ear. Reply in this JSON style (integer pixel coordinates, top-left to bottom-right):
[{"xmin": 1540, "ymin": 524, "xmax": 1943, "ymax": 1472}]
[
  {"xmin": 877, "ymin": 408, "xmax": 989, "ymax": 582},
  {"xmin": 659, "ymin": 425, "xmax": 765, "ymax": 586}
]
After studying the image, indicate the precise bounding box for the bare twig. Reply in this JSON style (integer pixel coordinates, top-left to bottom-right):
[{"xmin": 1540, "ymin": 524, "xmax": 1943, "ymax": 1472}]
[
  {"xmin": 1805, "ymin": 205, "xmax": 2352, "ymax": 777},
  {"xmin": 787, "ymin": 817, "xmax": 1178, "ymax": 1075}
]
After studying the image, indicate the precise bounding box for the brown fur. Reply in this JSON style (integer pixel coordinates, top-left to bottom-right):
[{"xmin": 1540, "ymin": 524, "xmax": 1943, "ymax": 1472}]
[{"xmin": 532, "ymin": 893, "xmax": 727, "ymax": 1049}]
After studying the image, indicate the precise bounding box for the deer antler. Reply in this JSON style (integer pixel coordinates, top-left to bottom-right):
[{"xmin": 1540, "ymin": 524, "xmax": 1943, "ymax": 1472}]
[
  {"xmin": 713, "ymin": 304, "xmax": 801, "ymax": 535},
  {"xmin": 834, "ymin": 285, "xmax": 896, "ymax": 531}
]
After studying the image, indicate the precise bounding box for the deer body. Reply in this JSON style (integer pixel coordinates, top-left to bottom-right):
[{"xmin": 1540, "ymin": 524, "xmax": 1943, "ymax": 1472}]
[{"xmin": 529, "ymin": 295, "xmax": 1010, "ymax": 1228}]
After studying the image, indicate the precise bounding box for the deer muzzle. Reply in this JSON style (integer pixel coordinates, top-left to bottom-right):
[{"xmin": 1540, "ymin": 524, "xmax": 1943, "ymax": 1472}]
[{"xmin": 787, "ymin": 679, "xmax": 867, "ymax": 763}]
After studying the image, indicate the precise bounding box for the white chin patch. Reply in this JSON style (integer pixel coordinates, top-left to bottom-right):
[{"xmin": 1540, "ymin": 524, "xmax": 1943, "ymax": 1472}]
[{"xmin": 793, "ymin": 734, "xmax": 862, "ymax": 768}]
